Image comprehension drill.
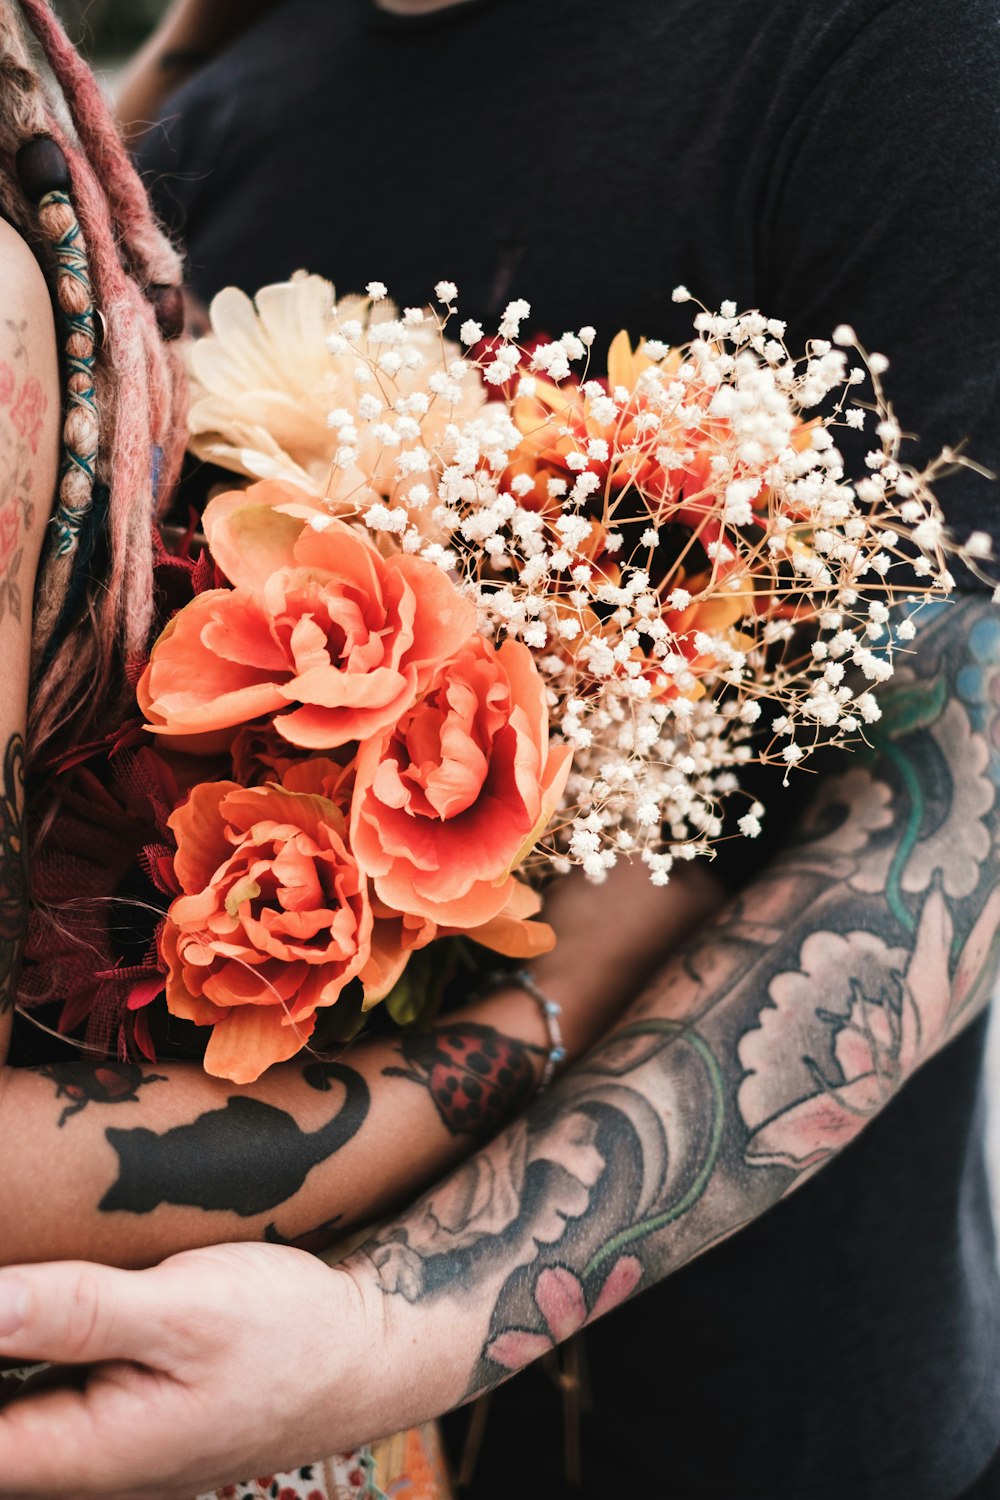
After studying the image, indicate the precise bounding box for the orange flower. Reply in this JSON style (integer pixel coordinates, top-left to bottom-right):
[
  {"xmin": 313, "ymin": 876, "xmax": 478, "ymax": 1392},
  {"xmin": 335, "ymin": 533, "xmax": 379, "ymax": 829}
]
[
  {"xmin": 361, "ymin": 880, "xmax": 558, "ymax": 1006},
  {"xmin": 351, "ymin": 636, "xmax": 571, "ymax": 930},
  {"xmin": 162, "ymin": 763, "xmax": 372, "ymax": 1082},
  {"xmin": 510, "ymin": 334, "xmax": 725, "ymax": 534},
  {"xmin": 229, "ymin": 721, "xmax": 305, "ymax": 786},
  {"xmin": 138, "ymin": 487, "xmax": 476, "ymax": 751},
  {"xmin": 228, "ymin": 718, "xmax": 359, "ymax": 797}
]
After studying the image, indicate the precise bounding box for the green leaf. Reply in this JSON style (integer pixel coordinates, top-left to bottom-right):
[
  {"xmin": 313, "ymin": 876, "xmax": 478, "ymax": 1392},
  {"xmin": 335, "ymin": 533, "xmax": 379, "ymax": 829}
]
[
  {"xmin": 385, "ymin": 941, "xmax": 462, "ymax": 1029},
  {"xmin": 384, "ymin": 966, "xmax": 419, "ymax": 1028},
  {"xmin": 312, "ymin": 981, "xmax": 366, "ymax": 1044}
]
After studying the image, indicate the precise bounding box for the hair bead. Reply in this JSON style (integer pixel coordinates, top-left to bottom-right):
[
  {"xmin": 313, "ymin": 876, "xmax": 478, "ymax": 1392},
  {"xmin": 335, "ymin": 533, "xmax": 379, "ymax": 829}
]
[
  {"xmin": 31, "ymin": 183, "xmax": 99, "ymax": 557},
  {"xmin": 14, "ymin": 132, "xmax": 70, "ymax": 201},
  {"xmin": 150, "ymin": 283, "xmax": 185, "ymax": 341}
]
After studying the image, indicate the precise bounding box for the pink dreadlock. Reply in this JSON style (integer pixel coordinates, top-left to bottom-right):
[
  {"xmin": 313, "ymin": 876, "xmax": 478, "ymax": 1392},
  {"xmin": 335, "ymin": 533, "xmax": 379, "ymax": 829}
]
[{"xmin": 0, "ymin": 0, "xmax": 186, "ymax": 771}]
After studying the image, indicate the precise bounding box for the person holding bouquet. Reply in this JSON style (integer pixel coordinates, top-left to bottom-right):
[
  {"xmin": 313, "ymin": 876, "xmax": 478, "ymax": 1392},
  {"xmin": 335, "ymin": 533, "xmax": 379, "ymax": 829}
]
[
  {"xmin": 0, "ymin": 0, "xmax": 725, "ymax": 1481},
  {"xmin": 1, "ymin": 1, "xmax": 1000, "ymax": 1498}
]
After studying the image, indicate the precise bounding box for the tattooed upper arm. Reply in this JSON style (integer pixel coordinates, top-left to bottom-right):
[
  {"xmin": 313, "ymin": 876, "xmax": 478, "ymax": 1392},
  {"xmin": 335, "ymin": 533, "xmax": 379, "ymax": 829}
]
[
  {"xmin": 359, "ymin": 597, "xmax": 1000, "ymax": 1404},
  {"xmin": 0, "ymin": 220, "xmax": 60, "ymax": 1054},
  {"xmin": 0, "ymin": 220, "xmax": 60, "ymax": 618}
]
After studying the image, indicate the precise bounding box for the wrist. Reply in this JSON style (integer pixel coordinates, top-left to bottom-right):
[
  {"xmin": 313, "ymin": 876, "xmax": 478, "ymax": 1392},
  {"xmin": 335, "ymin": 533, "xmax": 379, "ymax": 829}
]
[
  {"xmin": 334, "ymin": 1244, "xmax": 472, "ymax": 1445},
  {"xmin": 319, "ymin": 1253, "xmax": 399, "ymax": 1448}
]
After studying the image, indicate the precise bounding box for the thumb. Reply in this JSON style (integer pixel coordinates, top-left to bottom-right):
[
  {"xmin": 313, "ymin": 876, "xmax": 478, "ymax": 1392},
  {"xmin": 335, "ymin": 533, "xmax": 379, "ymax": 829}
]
[{"xmin": 0, "ymin": 1261, "xmax": 168, "ymax": 1369}]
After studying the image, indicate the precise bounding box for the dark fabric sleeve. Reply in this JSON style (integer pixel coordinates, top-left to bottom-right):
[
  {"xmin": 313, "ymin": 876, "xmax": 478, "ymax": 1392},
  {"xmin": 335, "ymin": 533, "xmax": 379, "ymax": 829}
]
[{"xmin": 759, "ymin": 0, "xmax": 1000, "ymax": 577}]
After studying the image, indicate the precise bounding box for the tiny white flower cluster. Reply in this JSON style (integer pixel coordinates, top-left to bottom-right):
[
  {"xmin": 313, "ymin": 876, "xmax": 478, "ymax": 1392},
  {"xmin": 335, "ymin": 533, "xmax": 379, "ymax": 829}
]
[{"xmin": 191, "ymin": 277, "xmax": 980, "ymax": 883}]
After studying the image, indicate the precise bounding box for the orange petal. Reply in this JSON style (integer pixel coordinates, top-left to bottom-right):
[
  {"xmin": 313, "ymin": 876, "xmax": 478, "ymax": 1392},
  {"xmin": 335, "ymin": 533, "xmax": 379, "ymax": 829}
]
[
  {"xmin": 452, "ymin": 878, "xmax": 554, "ymax": 957},
  {"xmin": 607, "ymin": 329, "xmax": 637, "ymax": 392},
  {"xmin": 203, "ymin": 492, "xmax": 303, "ymax": 590},
  {"xmin": 203, "ymin": 1004, "xmax": 315, "ymax": 1084},
  {"xmin": 390, "ymin": 554, "xmax": 478, "ymax": 676},
  {"xmin": 359, "ymin": 919, "xmax": 424, "ymax": 1007},
  {"xmin": 462, "ymin": 911, "xmax": 555, "ymax": 959},
  {"xmin": 508, "ymin": 742, "xmax": 572, "ymax": 875},
  {"xmin": 375, "ymin": 869, "xmax": 516, "ymax": 930},
  {"xmin": 293, "ymin": 518, "xmax": 385, "ymax": 600},
  {"xmin": 168, "ymin": 780, "xmax": 240, "ymax": 891}
]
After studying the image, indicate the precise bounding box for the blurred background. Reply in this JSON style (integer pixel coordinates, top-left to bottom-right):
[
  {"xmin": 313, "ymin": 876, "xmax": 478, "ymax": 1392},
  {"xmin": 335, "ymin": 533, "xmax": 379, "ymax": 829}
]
[
  {"xmin": 46, "ymin": 0, "xmax": 1000, "ymax": 1220},
  {"xmin": 53, "ymin": 0, "xmax": 168, "ymax": 62}
]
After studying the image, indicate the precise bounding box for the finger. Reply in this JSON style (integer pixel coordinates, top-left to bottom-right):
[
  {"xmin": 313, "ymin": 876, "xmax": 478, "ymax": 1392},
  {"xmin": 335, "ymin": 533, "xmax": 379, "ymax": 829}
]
[
  {"xmin": 0, "ymin": 1374, "xmax": 186, "ymax": 1500},
  {"xmin": 0, "ymin": 1261, "xmax": 172, "ymax": 1369}
]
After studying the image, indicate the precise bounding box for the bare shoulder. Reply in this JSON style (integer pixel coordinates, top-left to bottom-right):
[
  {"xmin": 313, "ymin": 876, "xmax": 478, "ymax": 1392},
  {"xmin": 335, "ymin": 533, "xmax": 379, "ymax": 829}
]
[
  {"xmin": 0, "ymin": 217, "xmax": 56, "ymax": 327},
  {"xmin": 0, "ymin": 216, "xmax": 60, "ymax": 605}
]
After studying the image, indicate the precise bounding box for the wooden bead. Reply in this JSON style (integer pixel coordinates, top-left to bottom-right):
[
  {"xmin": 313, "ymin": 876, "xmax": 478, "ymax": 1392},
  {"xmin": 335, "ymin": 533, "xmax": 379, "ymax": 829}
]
[
  {"xmin": 150, "ymin": 284, "xmax": 185, "ymax": 341},
  {"xmin": 15, "ymin": 136, "xmax": 71, "ymax": 204}
]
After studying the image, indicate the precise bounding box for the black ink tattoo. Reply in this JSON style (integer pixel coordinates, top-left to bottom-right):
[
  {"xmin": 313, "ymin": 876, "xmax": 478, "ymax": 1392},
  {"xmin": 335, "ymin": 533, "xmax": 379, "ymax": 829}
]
[
  {"xmin": 385, "ymin": 1022, "xmax": 539, "ymax": 1138},
  {"xmin": 37, "ymin": 1060, "xmax": 167, "ymax": 1127},
  {"xmin": 357, "ymin": 599, "xmax": 1000, "ymax": 1406},
  {"xmin": 264, "ymin": 1213, "xmax": 344, "ymax": 1250},
  {"xmin": 0, "ymin": 734, "xmax": 26, "ymax": 1017},
  {"xmin": 100, "ymin": 1061, "xmax": 370, "ymax": 1217}
]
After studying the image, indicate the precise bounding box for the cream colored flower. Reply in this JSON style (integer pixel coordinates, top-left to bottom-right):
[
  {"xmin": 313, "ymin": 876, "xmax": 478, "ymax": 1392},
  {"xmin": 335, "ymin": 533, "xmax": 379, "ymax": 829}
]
[{"xmin": 186, "ymin": 273, "xmax": 486, "ymax": 512}]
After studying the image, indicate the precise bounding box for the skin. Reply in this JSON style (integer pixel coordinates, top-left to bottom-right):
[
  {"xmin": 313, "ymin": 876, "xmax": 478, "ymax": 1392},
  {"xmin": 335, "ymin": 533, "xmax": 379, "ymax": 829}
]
[
  {"xmin": 374, "ymin": 0, "xmax": 479, "ymax": 13},
  {"xmin": 115, "ymin": 0, "xmax": 279, "ymax": 142},
  {"xmin": 0, "ymin": 594, "xmax": 994, "ymax": 1497},
  {"xmin": 0, "ymin": 590, "xmax": 994, "ymax": 1500},
  {"xmin": 0, "ymin": 220, "xmax": 721, "ymax": 1270}
]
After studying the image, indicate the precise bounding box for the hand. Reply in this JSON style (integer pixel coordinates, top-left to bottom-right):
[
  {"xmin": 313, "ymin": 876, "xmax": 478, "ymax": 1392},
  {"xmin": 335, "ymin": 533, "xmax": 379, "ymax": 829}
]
[{"xmin": 0, "ymin": 1244, "xmax": 387, "ymax": 1499}]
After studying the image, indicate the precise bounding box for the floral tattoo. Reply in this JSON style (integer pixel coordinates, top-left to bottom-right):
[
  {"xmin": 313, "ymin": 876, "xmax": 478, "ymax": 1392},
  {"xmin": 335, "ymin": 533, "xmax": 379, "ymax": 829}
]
[
  {"xmin": 0, "ymin": 319, "xmax": 46, "ymax": 626},
  {"xmin": 359, "ymin": 598, "xmax": 1000, "ymax": 1404}
]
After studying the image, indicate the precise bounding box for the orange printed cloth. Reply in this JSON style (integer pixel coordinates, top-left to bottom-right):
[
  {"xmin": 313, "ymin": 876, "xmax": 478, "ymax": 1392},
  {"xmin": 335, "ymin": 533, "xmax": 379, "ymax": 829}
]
[{"xmin": 197, "ymin": 1424, "xmax": 453, "ymax": 1500}]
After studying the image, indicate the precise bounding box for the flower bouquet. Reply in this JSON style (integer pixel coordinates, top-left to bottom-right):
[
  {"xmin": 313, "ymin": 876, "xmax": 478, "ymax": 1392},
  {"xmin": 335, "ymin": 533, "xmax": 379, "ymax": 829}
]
[{"xmin": 21, "ymin": 274, "xmax": 985, "ymax": 1083}]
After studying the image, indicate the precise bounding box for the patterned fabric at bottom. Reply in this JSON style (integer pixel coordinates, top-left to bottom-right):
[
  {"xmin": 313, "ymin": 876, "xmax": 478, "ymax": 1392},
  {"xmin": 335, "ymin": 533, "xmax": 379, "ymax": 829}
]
[{"xmin": 198, "ymin": 1423, "xmax": 453, "ymax": 1500}]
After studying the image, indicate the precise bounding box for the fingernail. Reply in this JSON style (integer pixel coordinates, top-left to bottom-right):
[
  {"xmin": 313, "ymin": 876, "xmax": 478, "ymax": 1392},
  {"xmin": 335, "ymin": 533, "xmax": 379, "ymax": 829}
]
[{"xmin": 0, "ymin": 1276, "xmax": 29, "ymax": 1336}]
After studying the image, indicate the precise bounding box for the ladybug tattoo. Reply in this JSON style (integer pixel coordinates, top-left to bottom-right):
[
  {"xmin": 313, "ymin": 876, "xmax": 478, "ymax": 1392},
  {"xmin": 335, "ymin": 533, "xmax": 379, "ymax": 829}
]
[
  {"xmin": 385, "ymin": 1021, "xmax": 540, "ymax": 1138},
  {"xmin": 38, "ymin": 1061, "xmax": 167, "ymax": 1128}
]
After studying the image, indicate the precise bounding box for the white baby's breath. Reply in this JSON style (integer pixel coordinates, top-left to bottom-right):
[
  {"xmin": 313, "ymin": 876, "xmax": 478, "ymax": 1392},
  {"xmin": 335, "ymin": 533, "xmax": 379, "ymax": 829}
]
[{"xmin": 187, "ymin": 280, "xmax": 969, "ymax": 885}]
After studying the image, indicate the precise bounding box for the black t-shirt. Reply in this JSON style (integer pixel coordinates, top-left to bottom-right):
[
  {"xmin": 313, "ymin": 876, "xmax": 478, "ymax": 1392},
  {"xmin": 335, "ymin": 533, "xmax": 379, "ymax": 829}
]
[
  {"xmin": 137, "ymin": 2, "xmax": 1000, "ymax": 1494},
  {"xmin": 139, "ymin": 0, "xmax": 1000, "ymax": 575}
]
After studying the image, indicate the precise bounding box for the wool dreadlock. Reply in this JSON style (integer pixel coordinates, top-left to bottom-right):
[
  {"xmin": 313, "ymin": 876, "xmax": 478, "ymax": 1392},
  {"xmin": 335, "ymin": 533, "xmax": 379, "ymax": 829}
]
[{"xmin": 0, "ymin": 0, "xmax": 186, "ymax": 772}]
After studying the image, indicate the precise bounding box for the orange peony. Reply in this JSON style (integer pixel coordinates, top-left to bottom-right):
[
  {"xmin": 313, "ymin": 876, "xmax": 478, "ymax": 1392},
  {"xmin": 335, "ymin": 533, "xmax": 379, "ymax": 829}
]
[
  {"xmin": 351, "ymin": 635, "xmax": 571, "ymax": 930},
  {"xmin": 162, "ymin": 763, "xmax": 372, "ymax": 1082},
  {"xmin": 362, "ymin": 880, "xmax": 559, "ymax": 1007},
  {"xmin": 138, "ymin": 486, "xmax": 476, "ymax": 751},
  {"xmin": 508, "ymin": 334, "xmax": 723, "ymax": 531}
]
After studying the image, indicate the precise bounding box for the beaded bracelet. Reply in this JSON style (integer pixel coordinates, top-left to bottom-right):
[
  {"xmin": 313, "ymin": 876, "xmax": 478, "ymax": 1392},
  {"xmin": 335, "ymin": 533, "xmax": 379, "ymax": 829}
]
[{"xmin": 484, "ymin": 967, "xmax": 567, "ymax": 1092}]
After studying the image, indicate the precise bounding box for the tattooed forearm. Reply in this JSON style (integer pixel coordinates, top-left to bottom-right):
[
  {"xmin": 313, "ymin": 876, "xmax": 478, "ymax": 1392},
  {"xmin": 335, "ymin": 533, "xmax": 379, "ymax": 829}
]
[
  {"xmin": 0, "ymin": 734, "xmax": 26, "ymax": 1018},
  {"xmin": 384, "ymin": 1021, "xmax": 541, "ymax": 1139},
  {"xmin": 100, "ymin": 1061, "xmax": 370, "ymax": 1217},
  {"xmin": 360, "ymin": 597, "xmax": 1000, "ymax": 1402},
  {"xmin": 0, "ymin": 975, "xmax": 557, "ymax": 1264}
]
